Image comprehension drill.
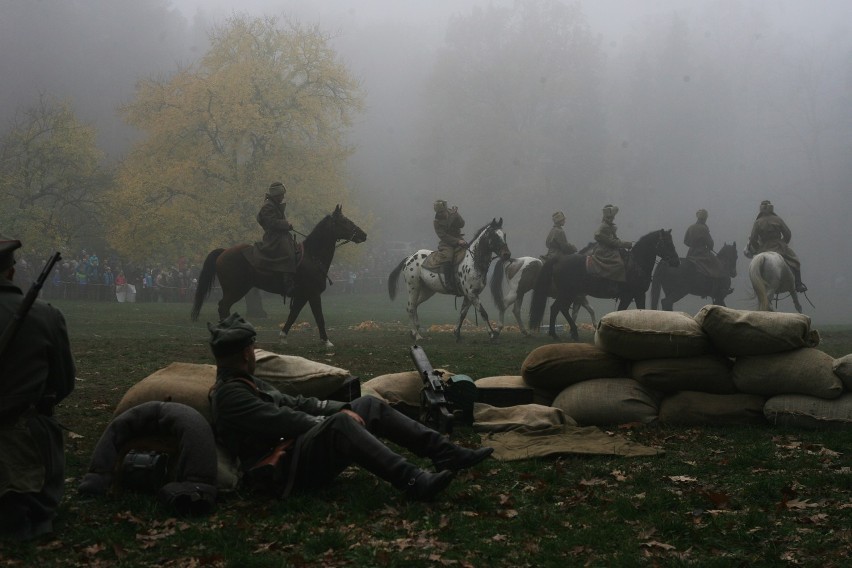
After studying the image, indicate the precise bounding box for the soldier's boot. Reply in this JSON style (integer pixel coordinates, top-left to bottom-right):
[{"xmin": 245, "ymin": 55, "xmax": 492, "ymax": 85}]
[
  {"xmin": 282, "ymin": 272, "xmax": 295, "ymax": 297},
  {"xmin": 349, "ymin": 397, "xmax": 494, "ymax": 473},
  {"xmin": 443, "ymin": 262, "xmax": 457, "ymax": 294},
  {"xmin": 792, "ymin": 268, "xmax": 808, "ymax": 293},
  {"xmin": 323, "ymin": 410, "xmax": 455, "ymax": 501}
]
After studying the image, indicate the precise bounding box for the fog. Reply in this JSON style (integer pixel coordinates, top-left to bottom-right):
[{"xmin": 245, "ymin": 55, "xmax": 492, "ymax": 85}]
[{"xmin": 2, "ymin": 0, "xmax": 850, "ymax": 323}]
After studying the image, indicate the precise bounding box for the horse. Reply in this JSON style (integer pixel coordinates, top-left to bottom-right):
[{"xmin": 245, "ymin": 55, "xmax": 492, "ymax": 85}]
[
  {"xmin": 190, "ymin": 205, "xmax": 367, "ymax": 347},
  {"xmin": 529, "ymin": 229, "xmax": 680, "ymax": 341},
  {"xmin": 388, "ymin": 218, "xmax": 511, "ymax": 341},
  {"xmin": 748, "ymin": 251, "xmax": 803, "ymax": 313},
  {"xmin": 650, "ymin": 242, "xmax": 738, "ymax": 311},
  {"xmin": 489, "ymin": 256, "xmax": 596, "ymax": 336}
]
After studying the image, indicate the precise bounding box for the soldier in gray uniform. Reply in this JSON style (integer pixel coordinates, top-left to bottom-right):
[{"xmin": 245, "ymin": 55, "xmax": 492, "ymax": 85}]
[
  {"xmin": 244, "ymin": 182, "xmax": 296, "ymax": 295},
  {"xmin": 683, "ymin": 209, "xmax": 726, "ymax": 278},
  {"xmin": 208, "ymin": 314, "xmax": 492, "ymax": 500},
  {"xmin": 543, "ymin": 211, "xmax": 577, "ymax": 261},
  {"xmin": 747, "ymin": 199, "xmax": 807, "ymax": 292},
  {"xmin": 588, "ymin": 205, "xmax": 633, "ymax": 282},
  {"xmin": 432, "ymin": 200, "xmax": 467, "ymax": 294},
  {"xmin": 0, "ymin": 239, "xmax": 76, "ymax": 540}
]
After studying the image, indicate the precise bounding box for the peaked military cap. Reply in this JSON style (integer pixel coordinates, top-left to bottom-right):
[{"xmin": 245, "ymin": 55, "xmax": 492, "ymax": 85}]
[
  {"xmin": 267, "ymin": 181, "xmax": 286, "ymax": 197},
  {"xmin": 0, "ymin": 239, "xmax": 22, "ymax": 272},
  {"xmin": 207, "ymin": 313, "xmax": 257, "ymax": 357}
]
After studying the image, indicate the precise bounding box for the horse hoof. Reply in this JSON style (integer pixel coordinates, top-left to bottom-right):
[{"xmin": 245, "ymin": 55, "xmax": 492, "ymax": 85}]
[
  {"xmin": 279, "ymin": 332, "xmax": 288, "ymax": 345},
  {"xmin": 323, "ymin": 340, "xmax": 334, "ymax": 349}
]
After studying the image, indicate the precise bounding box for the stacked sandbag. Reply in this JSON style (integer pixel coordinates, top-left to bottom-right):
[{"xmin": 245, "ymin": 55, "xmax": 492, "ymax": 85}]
[
  {"xmin": 361, "ymin": 369, "xmax": 453, "ymax": 419},
  {"xmin": 631, "ymin": 355, "xmax": 736, "ymax": 395},
  {"xmin": 114, "ymin": 362, "xmax": 217, "ymax": 421},
  {"xmin": 733, "ymin": 348, "xmax": 842, "ymax": 399},
  {"xmin": 595, "ymin": 310, "xmax": 714, "ymax": 359},
  {"xmin": 694, "ymin": 305, "xmax": 820, "ymax": 357},
  {"xmin": 658, "ymin": 392, "xmax": 767, "ymax": 426},
  {"xmin": 763, "ymin": 393, "xmax": 852, "ymax": 429},
  {"xmin": 551, "ymin": 378, "xmax": 661, "ymax": 426},
  {"xmin": 253, "ymin": 349, "xmax": 353, "ymax": 397},
  {"xmin": 833, "ymin": 355, "xmax": 852, "ymax": 391},
  {"xmin": 475, "ymin": 375, "xmax": 558, "ymax": 407},
  {"xmin": 521, "ymin": 343, "xmax": 629, "ymax": 391}
]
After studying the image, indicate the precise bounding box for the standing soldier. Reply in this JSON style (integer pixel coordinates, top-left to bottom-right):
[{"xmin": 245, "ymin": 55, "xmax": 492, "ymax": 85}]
[
  {"xmin": 0, "ymin": 239, "xmax": 76, "ymax": 540},
  {"xmin": 245, "ymin": 182, "xmax": 296, "ymax": 296},
  {"xmin": 588, "ymin": 204, "xmax": 632, "ymax": 282},
  {"xmin": 432, "ymin": 200, "xmax": 467, "ymax": 294},
  {"xmin": 747, "ymin": 200, "xmax": 807, "ymax": 292},
  {"xmin": 543, "ymin": 211, "xmax": 577, "ymax": 261}
]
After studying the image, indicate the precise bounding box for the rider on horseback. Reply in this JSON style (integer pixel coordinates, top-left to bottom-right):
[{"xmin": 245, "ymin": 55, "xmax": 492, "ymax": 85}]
[
  {"xmin": 248, "ymin": 181, "xmax": 296, "ymax": 296},
  {"xmin": 542, "ymin": 211, "xmax": 577, "ymax": 261},
  {"xmin": 684, "ymin": 209, "xmax": 731, "ymax": 298},
  {"xmin": 433, "ymin": 199, "xmax": 467, "ymax": 295},
  {"xmin": 746, "ymin": 200, "xmax": 807, "ymax": 293},
  {"xmin": 588, "ymin": 204, "xmax": 632, "ymax": 282}
]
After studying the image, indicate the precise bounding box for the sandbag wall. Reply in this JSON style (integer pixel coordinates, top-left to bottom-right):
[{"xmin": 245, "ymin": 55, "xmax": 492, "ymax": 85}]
[{"xmin": 521, "ymin": 306, "xmax": 852, "ymax": 429}]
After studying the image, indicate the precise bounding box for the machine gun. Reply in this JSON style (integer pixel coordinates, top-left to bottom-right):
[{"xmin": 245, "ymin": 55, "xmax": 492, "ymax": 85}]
[
  {"xmin": 409, "ymin": 344, "xmax": 454, "ymax": 435},
  {"xmin": 0, "ymin": 251, "xmax": 61, "ymax": 363}
]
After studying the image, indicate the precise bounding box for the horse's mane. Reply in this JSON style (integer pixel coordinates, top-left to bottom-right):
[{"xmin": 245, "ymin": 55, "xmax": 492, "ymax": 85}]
[
  {"xmin": 634, "ymin": 229, "xmax": 661, "ymax": 248},
  {"xmin": 302, "ymin": 213, "xmax": 333, "ymax": 246},
  {"xmin": 469, "ymin": 221, "xmax": 493, "ymax": 243}
]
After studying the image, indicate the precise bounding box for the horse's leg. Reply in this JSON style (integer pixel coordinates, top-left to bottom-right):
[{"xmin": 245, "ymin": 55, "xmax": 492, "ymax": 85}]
[
  {"xmin": 306, "ymin": 294, "xmax": 333, "ymax": 348},
  {"xmin": 279, "ymin": 294, "xmax": 309, "ymax": 344},
  {"xmin": 791, "ymin": 292, "xmax": 803, "ymax": 314},
  {"xmin": 454, "ymin": 298, "xmax": 473, "ymax": 342},
  {"xmin": 554, "ymin": 298, "xmax": 579, "ymax": 341},
  {"xmin": 582, "ymin": 298, "xmax": 596, "ymax": 328},
  {"xmin": 471, "ymin": 296, "xmax": 500, "ymax": 341},
  {"xmin": 547, "ymin": 299, "xmax": 562, "ymax": 340},
  {"xmin": 408, "ymin": 283, "xmax": 433, "ymax": 342},
  {"xmin": 512, "ymin": 296, "xmax": 528, "ymax": 336}
]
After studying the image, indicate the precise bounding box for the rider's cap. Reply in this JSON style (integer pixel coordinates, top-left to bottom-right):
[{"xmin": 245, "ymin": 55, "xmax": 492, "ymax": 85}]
[
  {"xmin": 759, "ymin": 200, "xmax": 774, "ymax": 213},
  {"xmin": 434, "ymin": 199, "xmax": 448, "ymax": 212},
  {"xmin": 552, "ymin": 211, "xmax": 565, "ymax": 224},
  {"xmin": 267, "ymin": 182, "xmax": 286, "ymax": 197},
  {"xmin": 207, "ymin": 313, "xmax": 257, "ymax": 357},
  {"xmin": 602, "ymin": 204, "xmax": 619, "ymax": 218},
  {"xmin": 696, "ymin": 209, "xmax": 708, "ymax": 221},
  {"xmin": 0, "ymin": 238, "xmax": 22, "ymax": 272}
]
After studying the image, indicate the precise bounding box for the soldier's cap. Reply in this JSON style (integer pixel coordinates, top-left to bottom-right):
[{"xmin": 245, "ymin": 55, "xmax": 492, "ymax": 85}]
[
  {"xmin": 0, "ymin": 239, "xmax": 22, "ymax": 272},
  {"xmin": 552, "ymin": 211, "xmax": 565, "ymax": 223},
  {"xmin": 760, "ymin": 199, "xmax": 772, "ymax": 206},
  {"xmin": 696, "ymin": 209, "xmax": 708, "ymax": 220},
  {"xmin": 267, "ymin": 182, "xmax": 286, "ymax": 197},
  {"xmin": 602, "ymin": 204, "xmax": 619, "ymax": 217},
  {"xmin": 207, "ymin": 313, "xmax": 257, "ymax": 357}
]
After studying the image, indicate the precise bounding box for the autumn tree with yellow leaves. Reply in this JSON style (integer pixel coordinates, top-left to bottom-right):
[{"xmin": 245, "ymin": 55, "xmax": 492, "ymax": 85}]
[
  {"xmin": 108, "ymin": 15, "xmax": 364, "ymax": 262},
  {"xmin": 0, "ymin": 95, "xmax": 107, "ymax": 253}
]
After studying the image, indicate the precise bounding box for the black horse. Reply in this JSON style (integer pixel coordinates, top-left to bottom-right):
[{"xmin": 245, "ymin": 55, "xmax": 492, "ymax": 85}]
[
  {"xmin": 529, "ymin": 229, "xmax": 680, "ymax": 341},
  {"xmin": 650, "ymin": 242, "xmax": 738, "ymax": 311},
  {"xmin": 191, "ymin": 205, "xmax": 367, "ymax": 347}
]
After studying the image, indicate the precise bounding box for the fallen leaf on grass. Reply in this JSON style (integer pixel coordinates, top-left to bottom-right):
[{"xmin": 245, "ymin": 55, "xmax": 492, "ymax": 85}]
[
  {"xmin": 667, "ymin": 476, "xmax": 697, "ymax": 483},
  {"xmin": 641, "ymin": 540, "xmax": 677, "ymax": 551},
  {"xmin": 785, "ymin": 499, "xmax": 819, "ymax": 510}
]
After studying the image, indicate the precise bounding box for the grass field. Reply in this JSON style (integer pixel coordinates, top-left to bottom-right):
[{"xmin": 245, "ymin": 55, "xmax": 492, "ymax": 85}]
[{"xmin": 2, "ymin": 292, "xmax": 851, "ymax": 567}]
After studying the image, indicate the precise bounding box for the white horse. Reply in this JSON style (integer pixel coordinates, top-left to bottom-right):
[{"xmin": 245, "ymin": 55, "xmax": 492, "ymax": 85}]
[
  {"xmin": 489, "ymin": 256, "xmax": 596, "ymax": 336},
  {"xmin": 748, "ymin": 251, "xmax": 803, "ymax": 313},
  {"xmin": 388, "ymin": 218, "xmax": 511, "ymax": 341}
]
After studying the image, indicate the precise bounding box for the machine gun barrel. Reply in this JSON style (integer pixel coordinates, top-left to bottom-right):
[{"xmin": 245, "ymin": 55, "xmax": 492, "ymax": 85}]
[{"xmin": 409, "ymin": 344, "xmax": 454, "ymax": 435}]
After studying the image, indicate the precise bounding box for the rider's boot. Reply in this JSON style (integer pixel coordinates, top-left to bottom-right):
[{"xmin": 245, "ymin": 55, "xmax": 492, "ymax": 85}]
[
  {"xmin": 444, "ymin": 262, "xmax": 458, "ymax": 295},
  {"xmin": 793, "ymin": 268, "xmax": 808, "ymax": 293},
  {"xmin": 282, "ymin": 272, "xmax": 296, "ymax": 297}
]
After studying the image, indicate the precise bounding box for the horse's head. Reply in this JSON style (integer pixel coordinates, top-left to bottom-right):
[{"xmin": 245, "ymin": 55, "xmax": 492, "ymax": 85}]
[
  {"xmin": 656, "ymin": 229, "xmax": 679, "ymax": 267},
  {"xmin": 718, "ymin": 241, "xmax": 738, "ymax": 278},
  {"xmin": 330, "ymin": 205, "xmax": 367, "ymax": 244},
  {"xmin": 487, "ymin": 217, "xmax": 511, "ymax": 261}
]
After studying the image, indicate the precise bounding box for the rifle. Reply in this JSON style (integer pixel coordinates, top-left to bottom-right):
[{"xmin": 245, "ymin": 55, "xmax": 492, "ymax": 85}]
[
  {"xmin": 409, "ymin": 344, "xmax": 454, "ymax": 435},
  {"xmin": 0, "ymin": 251, "xmax": 62, "ymax": 362}
]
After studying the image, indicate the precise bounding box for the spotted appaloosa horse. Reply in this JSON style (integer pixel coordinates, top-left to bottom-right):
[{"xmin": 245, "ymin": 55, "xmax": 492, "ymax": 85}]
[
  {"xmin": 748, "ymin": 251, "xmax": 803, "ymax": 313},
  {"xmin": 388, "ymin": 218, "xmax": 511, "ymax": 341},
  {"xmin": 489, "ymin": 256, "xmax": 596, "ymax": 336}
]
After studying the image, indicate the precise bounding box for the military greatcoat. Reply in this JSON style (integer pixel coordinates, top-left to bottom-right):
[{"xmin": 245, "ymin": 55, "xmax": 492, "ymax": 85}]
[
  {"xmin": 588, "ymin": 219, "xmax": 630, "ymax": 282},
  {"xmin": 245, "ymin": 197, "xmax": 296, "ymax": 273},
  {"xmin": 748, "ymin": 213, "xmax": 801, "ymax": 271},
  {"xmin": 432, "ymin": 208, "xmax": 465, "ymax": 265},
  {"xmin": 0, "ymin": 276, "xmax": 76, "ymax": 539},
  {"xmin": 684, "ymin": 221, "xmax": 726, "ymax": 278},
  {"xmin": 543, "ymin": 225, "xmax": 577, "ymax": 260}
]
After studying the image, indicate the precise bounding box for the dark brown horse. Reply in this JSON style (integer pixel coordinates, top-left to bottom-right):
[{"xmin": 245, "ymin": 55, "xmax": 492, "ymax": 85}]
[
  {"xmin": 529, "ymin": 229, "xmax": 679, "ymax": 341},
  {"xmin": 191, "ymin": 205, "xmax": 367, "ymax": 347}
]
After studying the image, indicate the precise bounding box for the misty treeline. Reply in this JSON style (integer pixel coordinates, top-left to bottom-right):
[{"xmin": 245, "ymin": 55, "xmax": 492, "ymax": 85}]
[{"xmin": 1, "ymin": 0, "xmax": 850, "ymax": 318}]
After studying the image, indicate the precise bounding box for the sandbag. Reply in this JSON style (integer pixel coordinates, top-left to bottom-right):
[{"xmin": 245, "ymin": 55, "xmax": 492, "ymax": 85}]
[
  {"xmin": 521, "ymin": 343, "xmax": 629, "ymax": 391},
  {"xmin": 551, "ymin": 378, "xmax": 660, "ymax": 426},
  {"xmin": 475, "ymin": 375, "xmax": 558, "ymax": 407},
  {"xmin": 694, "ymin": 305, "xmax": 820, "ymax": 357},
  {"xmin": 631, "ymin": 355, "xmax": 736, "ymax": 394},
  {"xmin": 764, "ymin": 393, "xmax": 852, "ymax": 429},
  {"xmin": 833, "ymin": 355, "xmax": 852, "ymax": 391},
  {"xmin": 114, "ymin": 363, "xmax": 216, "ymax": 422},
  {"xmin": 594, "ymin": 310, "xmax": 713, "ymax": 360},
  {"xmin": 253, "ymin": 349, "xmax": 352, "ymax": 397},
  {"xmin": 658, "ymin": 391, "xmax": 766, "ymax": 425},
  {"xmin": 733, "ymin": 348, "xmax": 843, "ymax": 399},
  {"xmin": 472, "ymin": 403, "xmax": 575, "ymax": 432},
  {"xmin": 361, "ymin": 369, "xmax": 452, "ymax": 419}
]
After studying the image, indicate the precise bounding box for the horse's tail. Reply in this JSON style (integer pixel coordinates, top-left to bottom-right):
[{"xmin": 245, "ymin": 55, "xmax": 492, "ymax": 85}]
[
  {"xmin": 191, "ymin": 248, "xmax": 225, "ymax": 322},
  {"xmin": 490, "ymin": 260, "xmax": 507, "ymax": 311},
  {"xmin": 528, "ymin": 258, "xmax": 556, "ymax": 330},
  {"xmin": 387, "ymin": 257, "xmax": 407, "ymax": 301},
  {"xmin": 650, "ymin": 262, "xmax": 664, "ymax": 310},
  {"xmin": 749, "ymin": 254, "xmax": 770, "ymax": 310}
]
